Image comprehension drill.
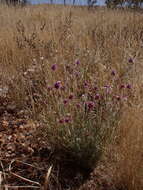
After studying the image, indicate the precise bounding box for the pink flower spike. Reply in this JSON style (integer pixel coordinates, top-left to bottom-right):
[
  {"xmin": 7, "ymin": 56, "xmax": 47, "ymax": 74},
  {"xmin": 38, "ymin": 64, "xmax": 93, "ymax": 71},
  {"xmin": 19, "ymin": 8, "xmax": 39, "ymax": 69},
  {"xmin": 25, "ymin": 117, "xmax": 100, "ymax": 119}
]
[
  {"xmin": 54, "ymin": 81, "xmax": 61, "ymax": 89},
  {"xmin": 69, "ymin": 94, "xmax": 74, "ymax": 100},
  {"xmin": 63, "ymin": 99, "xmax": 68, "ymax": 105},
  {"xmin": 95, "ymin": 94, "xmax": 100, "ymax": 100},
  {"xmin": 120, "ymin": 84, "xmax": 125, "ymax": 89},
  {"xmin": 116, "ymin": 96, "xmax": 121, "ymax": 101},
  {"xmin": 86, "ymin": 101, "xmax": 95, "ymax": 110},
  {"xmin": 128, "ymin": 58, "xmax": 133, "ymax": 63},
  {"xmin": 51, "ymin": 64, "xmax": 57, "ymax": 71},
  {"xmin": 84, "ymin": 82, "xmax": 88, "ymax": 88},
  {"xmin": 59, "ymin": 119, "xmax": 64, "ymax": 124},
  {"xmin": 75, "ymin": 60, "xmax": 80, "ymax": 65},
  {"xmin": 126, "ymin": 84, "xmax": 132, "ymax": 89},
  {"xmin": 111, "ymin": 70, "xmax": 116, "ymax": 76},
  {"xmin": 65, "ymin": 117, "xmax": 71, "ymax": 123}
]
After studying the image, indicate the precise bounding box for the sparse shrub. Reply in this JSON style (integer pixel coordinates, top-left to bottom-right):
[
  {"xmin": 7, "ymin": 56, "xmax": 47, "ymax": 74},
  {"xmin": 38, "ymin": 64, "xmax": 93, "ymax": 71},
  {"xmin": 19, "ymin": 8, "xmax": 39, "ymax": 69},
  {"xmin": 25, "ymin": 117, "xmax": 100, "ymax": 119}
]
[{"xmin": 33, "ymin": 57, "xmax": 133, "ymax": 170}]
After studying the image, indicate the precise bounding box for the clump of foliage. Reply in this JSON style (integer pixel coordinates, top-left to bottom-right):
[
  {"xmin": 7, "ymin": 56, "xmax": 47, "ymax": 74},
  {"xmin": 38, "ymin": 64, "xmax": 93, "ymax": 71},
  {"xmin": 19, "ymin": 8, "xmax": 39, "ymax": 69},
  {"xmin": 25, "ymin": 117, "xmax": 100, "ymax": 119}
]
[
  {"xmin": 30, "ymin": 57, "xmax": 134, "ymax": 170},
  {"xmin": 105, "ymin": 0, "xmax": 143, "ymax": 8}
]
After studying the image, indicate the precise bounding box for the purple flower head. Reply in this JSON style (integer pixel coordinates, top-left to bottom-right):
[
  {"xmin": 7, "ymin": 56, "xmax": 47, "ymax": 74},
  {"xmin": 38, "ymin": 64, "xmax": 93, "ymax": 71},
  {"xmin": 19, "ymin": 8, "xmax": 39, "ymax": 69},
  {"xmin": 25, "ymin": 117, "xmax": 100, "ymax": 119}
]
[
  {"xmin": 128, "ymin": 58, "xmax": 133, "ymax": 63},
  {"xmin": 126, "ymin": 84, "xmax": 132, "ymax": 89},
  {"xmin": 95, "ymin": 94, "xmax": 100, "ymax": 100},
  {"xmin": 65, "ymin": 117, "xmax": 71, "ymax": 123},
  {"xmin": 94, "ymin": 86, "xmax": 98, "ymax": 91},
  {"xmin": 111, "ymin": 70, "xmax": 116, "ymax": 76},
  {"xmin": 51, "ymin": 64, "xmax": 57, "ymax": 71},
  {"xmin": 63, "ymin": 99, "xmax": 68, "ymax": 105},
  {"xmin": 84, "ymin": 82, "xmax": 88, "ymax": 88},
  {"xmin": 86, "ymin": 101, "xmax": 95, "ymax": 110},
  {"xmin": 59, "ymin": 119, "xmax": 64, "ymax": 124},
  {"xmin": 69, "ymin": 94, "xmax": 74, "ymax": 100},
  {"xmin": 116, "ymin": 96, "xmax": 121, "ymax": 101},
  {"xmin": 75, "ymin": 60, "xmax": 80, "ymax": 65},
  {"xmin": 104, "ymin": 85, "xmax": 111, "ymax": 89},
  {"xmin": 54, "ymin": 81, "xmax": 61, "ymax": 89},
  {"xmin": 120, "ymin": 84, "xmax": 125, "ymax": 89}
]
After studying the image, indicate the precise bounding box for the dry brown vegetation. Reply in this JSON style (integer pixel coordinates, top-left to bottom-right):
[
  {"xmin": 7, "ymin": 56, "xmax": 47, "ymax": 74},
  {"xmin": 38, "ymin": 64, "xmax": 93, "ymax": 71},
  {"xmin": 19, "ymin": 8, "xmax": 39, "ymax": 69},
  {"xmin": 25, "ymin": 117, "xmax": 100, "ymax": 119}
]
[{"xmin": 0, "ymin": 4, "xmax": 143, "ymax": 190}]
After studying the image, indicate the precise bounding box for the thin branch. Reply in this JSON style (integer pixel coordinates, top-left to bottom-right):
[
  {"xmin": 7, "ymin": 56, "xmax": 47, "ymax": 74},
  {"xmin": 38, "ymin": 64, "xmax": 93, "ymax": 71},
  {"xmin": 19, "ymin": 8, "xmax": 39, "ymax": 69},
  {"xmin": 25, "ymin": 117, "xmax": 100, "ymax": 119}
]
[
  {"xmin": 8, "ymin": 159, "xmax": 41, "ymax": 186},
  {"xmin": 44, "ymin": 165, "xmax": 53, "ymax": 190},
  {"xmin": 14, "ymin": 160, "xmax": 44, "ymax": 171},
  {"xmin": 10, "ymin": 172, "xmax": 41, "ymax": 186},
  {"xmin": 8, "ymin": 159, "xmax": 15, "ymax": 172},
  {"xmin": 0, "ymin": 160, "xmax": 6, "ymax": 179},
  {"xmin": 3, "ymin": 185, "xmax": 40, "ymax": 189}
]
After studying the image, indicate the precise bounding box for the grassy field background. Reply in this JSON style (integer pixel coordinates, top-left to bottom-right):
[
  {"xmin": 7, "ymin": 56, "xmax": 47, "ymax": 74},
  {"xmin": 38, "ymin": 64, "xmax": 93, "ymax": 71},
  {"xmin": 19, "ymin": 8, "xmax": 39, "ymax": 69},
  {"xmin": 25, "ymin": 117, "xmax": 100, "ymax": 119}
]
[{"xmin": 0, "ymin": 4, "xmax": 143, "ymax": 189}]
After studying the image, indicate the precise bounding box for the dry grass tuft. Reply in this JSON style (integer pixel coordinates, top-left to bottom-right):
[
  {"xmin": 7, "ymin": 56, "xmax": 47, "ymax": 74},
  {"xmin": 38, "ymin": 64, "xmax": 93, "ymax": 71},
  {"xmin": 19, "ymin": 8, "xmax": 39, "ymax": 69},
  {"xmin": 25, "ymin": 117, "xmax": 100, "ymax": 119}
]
[{"xmin": 114, "ymin": 106, "xmax": 143, "ymax": 190}]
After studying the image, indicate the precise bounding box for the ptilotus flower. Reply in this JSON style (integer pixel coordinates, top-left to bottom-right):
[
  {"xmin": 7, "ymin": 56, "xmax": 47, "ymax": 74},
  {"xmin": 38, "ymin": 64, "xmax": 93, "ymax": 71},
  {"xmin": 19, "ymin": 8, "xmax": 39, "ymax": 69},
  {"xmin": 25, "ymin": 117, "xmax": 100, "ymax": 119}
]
[
  {"xmin": 128, "ymin": 58, "xmax": 133, "ymax": 63},
  {"xmin": 69, "ymin": 94, "xmax": 74, "ymax": 100},
  {"xmin": 126, "ymin": 84, "xmax": 132, "ymax": 89},
  {"xmin": 84, "ymin": 82, "xmax": 88, "ymax": 88},
  {"xmin": 63, "ymin": 99, "xmax": 68, "ymax": 105},
  {"xmin": 94, "ymin": 86, "xmax": 98, "ymax": 91},
  {"xmin": 54, "ymin": 81, "xmax": 61, "ymax": 89},
  {"xmin": 64, "ymin": 117, "xmax": 71, "ymax": 123},
  {"xmin": 86, "ymin": 101, "xmax": 95, "ymax": 110},
  {"xmin": 95, "ymin": 94, "xmax": 100, "ymax": 100},
  {"xmin": 75, "ymin": 60, "xmax": 80, "ymax": 65},
  {"xmin": 51, "ymin": 64, "xmax": 57, "ymax": 71},
  {"xmin": 111, "ymin": 70, "xmax": 116, "ymax": 76},
  {"xmin": 120, "ymin": 84, "xmax": 125, "ymax": 89},
  {"xmin": 59, "ymin": 119, "xmax": 64, "ymax": 124},
  {"xmin": 116, "ymin": 96, "xmax": 121, "ymax": 101}
]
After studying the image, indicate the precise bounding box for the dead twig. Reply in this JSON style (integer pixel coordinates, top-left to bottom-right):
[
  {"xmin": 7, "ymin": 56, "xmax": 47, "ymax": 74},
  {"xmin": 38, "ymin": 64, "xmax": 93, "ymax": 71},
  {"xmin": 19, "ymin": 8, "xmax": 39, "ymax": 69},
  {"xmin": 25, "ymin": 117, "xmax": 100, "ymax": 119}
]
[
  {"xmin": 0, "ymin": 171, "xmax": 3, "ymax": 188},
  {"xmin": 10, "ymin": 172, "xmax": 41, "ymax": 187},
  {"xmin": 3, "ymin": 185, "xmax": 40, "ymax": 189},
  {"xmin": 15, "ymin": 159, "xmax": 44, "ymax": 171},
  {"xmin": 44, "ymin": 165, "xmax": 53, "ymax": 190},
  {"xmin": 8, "ymin": 159, "xmax": 41, "ymax": 187}
]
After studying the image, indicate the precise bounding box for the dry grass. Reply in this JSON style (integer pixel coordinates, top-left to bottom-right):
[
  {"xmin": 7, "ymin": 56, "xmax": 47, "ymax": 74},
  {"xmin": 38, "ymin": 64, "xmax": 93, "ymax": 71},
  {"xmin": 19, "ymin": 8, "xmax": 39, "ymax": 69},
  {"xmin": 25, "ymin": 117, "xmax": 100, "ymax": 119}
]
[
  {"xmin": 114, "ymin": 106, "xmax": 143, "ymax": 190},
  {"xmin": 0, "ymin": 4, "xmax": 143, "ymax": 189}
]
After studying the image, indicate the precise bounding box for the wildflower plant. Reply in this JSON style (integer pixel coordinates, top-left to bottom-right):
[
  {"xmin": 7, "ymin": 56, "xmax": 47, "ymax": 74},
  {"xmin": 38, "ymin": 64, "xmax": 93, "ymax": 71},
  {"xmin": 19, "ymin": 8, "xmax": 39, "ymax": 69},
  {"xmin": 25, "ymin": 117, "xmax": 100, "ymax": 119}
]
[{"xmin": 34, "ymin": 59, "xmax": 133, "ymax": 170}]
